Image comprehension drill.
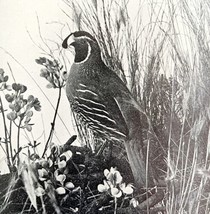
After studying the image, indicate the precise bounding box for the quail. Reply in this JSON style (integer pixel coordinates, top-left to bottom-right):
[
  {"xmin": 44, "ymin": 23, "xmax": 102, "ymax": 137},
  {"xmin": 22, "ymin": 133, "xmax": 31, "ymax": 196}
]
[{"xmin": 62, "ymin": 31, "xmax": 154, "ymax": 188}]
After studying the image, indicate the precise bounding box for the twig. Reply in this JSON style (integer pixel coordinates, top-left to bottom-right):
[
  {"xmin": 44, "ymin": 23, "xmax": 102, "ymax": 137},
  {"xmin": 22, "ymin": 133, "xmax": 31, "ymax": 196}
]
[{"xmin": 42, "ymin": 87, "xmax": 62, "ymax": 157}]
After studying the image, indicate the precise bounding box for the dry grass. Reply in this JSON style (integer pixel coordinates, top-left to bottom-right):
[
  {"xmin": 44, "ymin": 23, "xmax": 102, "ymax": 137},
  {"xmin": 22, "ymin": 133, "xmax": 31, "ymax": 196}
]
[{"xmin": 62, "ymin": 0, "xmax": 210, "ymax": 213}]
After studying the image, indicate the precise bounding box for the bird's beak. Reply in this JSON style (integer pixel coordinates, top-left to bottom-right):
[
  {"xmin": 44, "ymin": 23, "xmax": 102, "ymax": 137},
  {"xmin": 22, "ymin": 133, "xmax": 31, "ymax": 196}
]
[{"xmin": 62, "ymin": 34, "xmax": 75, "ymax": 49}]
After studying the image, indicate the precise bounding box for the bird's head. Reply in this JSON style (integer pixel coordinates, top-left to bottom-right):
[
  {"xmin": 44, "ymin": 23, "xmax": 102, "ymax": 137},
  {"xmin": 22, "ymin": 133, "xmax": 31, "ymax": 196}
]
[{"xmin": 62, "ymin": 31, "xmax": 101, "ymax": 64}]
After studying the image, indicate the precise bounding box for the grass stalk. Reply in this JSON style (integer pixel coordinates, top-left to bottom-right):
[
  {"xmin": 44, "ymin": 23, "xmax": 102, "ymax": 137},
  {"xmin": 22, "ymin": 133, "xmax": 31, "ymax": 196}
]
[{"xmin": 0, "ymin": 96, "xmax": 11, "ymax": 171}]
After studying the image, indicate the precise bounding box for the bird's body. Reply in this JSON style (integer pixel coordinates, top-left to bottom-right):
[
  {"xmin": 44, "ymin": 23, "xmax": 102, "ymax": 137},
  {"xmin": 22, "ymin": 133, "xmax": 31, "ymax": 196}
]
[
  {"xmin": 67, "ymin": 67, "xmax": 127, "ymax": 140},
  {"xmin": 64, "ymin": 32, "xmax": 131, "ymax": 142},
  {"xmin": 62, "ymin": 31, "xmax": 154, "ymax": 188}
]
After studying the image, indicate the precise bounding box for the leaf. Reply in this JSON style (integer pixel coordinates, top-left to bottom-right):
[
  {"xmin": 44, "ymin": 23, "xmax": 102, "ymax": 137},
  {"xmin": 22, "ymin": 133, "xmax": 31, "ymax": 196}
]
[
  {"xmin": 44, "ymin": 180, "xmax": 62, "ymax": 213},
  {"xmin": 21, "ymin": 164, "xmax": 38, "ymax": 211}
]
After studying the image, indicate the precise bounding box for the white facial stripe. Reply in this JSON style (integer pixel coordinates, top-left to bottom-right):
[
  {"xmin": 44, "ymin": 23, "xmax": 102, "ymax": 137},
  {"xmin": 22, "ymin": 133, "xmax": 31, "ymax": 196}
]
[
  {"xmin": 74, "ymin": 41, "xmax": 91, "ymax": 64},
  {"xmin": 68, "ymin": 35, "xmax": 94, "ymax": 47},
  {"xmin": 67, "ymin": 35, "xmax": 94, "ymax": 46},
  {"xmin": 75, "ymin": 36, "xmax": 94, "ymax": 42}
]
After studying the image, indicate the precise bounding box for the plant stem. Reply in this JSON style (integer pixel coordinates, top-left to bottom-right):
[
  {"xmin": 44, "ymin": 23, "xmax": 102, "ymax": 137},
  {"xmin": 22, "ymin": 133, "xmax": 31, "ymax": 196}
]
[
  {"xmin": 42, "ymin": 87, "xmax": 62, "ymax": 157},
  {"xmin": 17, "ymin": 118, "xmax": 22, "ymax": 165},
  {"xmin": 0, "ymin": 96, "xmax": 11, "ymax": 171},
  {"xmin": 9, "ymin": 121, "xmax": 13, "ymax": 164},
  {"xmin": 114, "ymin": 197, "xmax": 117, "ymax": 214}
]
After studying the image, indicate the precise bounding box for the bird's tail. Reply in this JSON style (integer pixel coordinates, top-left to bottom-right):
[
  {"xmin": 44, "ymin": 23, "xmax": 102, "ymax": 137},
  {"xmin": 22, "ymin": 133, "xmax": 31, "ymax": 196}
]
[
  {"xmin": 124, "ymin": 136, "xmax": 155, "ymax": 190},
  {"xmin": 118, "ymin": 95, "xmax": 156, "ymax": 189}
]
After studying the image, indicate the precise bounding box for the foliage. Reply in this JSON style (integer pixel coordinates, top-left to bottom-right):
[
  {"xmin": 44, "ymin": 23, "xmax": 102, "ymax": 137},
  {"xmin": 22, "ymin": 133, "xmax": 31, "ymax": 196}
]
[
  {"xmin": 35, "ymin": 57, "xmax": 67, "ymax": 157},
  {"xmin": 0, "ymin": 69, "xmax": 41, "ymax": 171},
  {"xmin": 1, "ymin": 135, "xmax": 137, "ymax": 214}
]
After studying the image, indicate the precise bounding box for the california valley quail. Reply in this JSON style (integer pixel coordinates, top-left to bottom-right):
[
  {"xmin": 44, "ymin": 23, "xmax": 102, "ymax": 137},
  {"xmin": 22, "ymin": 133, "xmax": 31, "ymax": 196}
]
[{"xmin": 62, "ymin": 31, "xmax": 154, "ymax": 188}]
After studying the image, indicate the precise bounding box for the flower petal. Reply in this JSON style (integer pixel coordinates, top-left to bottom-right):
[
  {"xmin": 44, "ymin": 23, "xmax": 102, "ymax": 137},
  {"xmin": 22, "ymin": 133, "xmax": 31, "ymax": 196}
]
[
  {"xmin": 35, "ymin": 186, "xmax": 45, "ymax": 197},
  {"xmin": 65, "ymin": 182, "xmax": 75, "ymax": 189},
  {"xmin": 111, "ymin": 187, "xmax": 122, "ymax": 198},
  {"xmin": 114, "ymin": 171, "xmax": 122, "ymax": 184},
  {"xmin": 38, "ymin": 168, "xmax": 48, "ymax": 178},
  {"xmin": 104, "ymin": 169, "xmax": 109, "ymax": 178},
  {"xmin": 123, "ymin": 186, "xmax": 133, "ymax": 195},
  {"xmin": 97, "ymin": 184, "xmax": 109, "ymax": 192},
  {"xmin": 130, "ymin": 198, "xmax": 139, "ymax": 208},
  {"xmin": 58, "ymin": 160, "xmax": 67, "ymax": 169},
  {"xmin": 120, "ymin": 183, "xmax": 134, "ymax": 194},
  {"xmin": 56, "ymin": 187, "xmax": 66, "ymax": 195},
  {"xmin": 56, "ymin": 174, "xmax": 66, "ymax": 185},
  {"xmin": 60, "ymin": 150, "xmax": 73, "ymax": 161},
  {"xmin": 7, "ymin": 112, "xmax": 17, "ymax": 121},
  {"xmin": 40, "ymin": 159, "xmax": 49, "ymax": 168}
]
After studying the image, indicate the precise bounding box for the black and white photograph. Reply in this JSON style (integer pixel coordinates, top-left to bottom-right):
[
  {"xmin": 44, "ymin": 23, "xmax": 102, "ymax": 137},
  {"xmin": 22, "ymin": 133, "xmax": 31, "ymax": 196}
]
[{"xmin": 0, "ymin": 0, "xmax": 209, "ymax": 213}]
